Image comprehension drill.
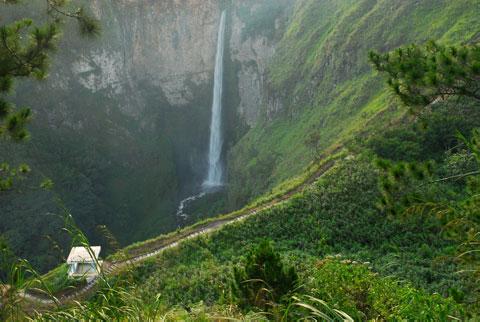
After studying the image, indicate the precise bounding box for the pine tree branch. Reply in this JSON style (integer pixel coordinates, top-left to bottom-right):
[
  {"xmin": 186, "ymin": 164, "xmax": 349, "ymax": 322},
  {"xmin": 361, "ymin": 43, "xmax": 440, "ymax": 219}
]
[
  {"xmin": 422, "ymin": 170, "xmax": 480, "ymax": 186},
  {"xmin": 45, "ymin": 0, "xmax": 81, "ymax": 19},
  {"xmin": 0, "ymin": 28, "xmax": 27, "ymax": 72}
]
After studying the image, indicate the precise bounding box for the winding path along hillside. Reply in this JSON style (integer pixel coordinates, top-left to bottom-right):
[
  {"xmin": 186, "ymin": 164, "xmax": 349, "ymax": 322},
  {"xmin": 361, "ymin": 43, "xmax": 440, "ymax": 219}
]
[{"xmin": 20, "ymin": 157, "xmax": 338, "ymax": 306}]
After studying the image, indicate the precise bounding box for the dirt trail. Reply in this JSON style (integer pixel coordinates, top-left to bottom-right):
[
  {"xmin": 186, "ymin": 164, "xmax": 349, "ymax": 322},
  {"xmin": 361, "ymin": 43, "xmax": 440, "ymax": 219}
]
[{"xmin": 20, "ymin": 158, "xmax": 337, "ymax": 306}]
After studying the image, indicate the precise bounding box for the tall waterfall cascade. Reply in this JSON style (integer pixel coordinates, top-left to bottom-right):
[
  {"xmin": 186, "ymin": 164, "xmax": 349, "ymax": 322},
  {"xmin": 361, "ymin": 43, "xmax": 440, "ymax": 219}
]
[
  {"xmin": 203, "ymin": 10, "xmax": 226, "ymax": 189},
  {"xmin": 177, "ymin": 11, "xmax": 227, "ymax": 220}
]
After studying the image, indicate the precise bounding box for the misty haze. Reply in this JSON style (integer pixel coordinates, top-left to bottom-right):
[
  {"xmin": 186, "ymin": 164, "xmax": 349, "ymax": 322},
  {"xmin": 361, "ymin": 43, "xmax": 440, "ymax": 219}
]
[{"xmin": 1, "ymin": 0, "xmax": 479, "ymax": 320}]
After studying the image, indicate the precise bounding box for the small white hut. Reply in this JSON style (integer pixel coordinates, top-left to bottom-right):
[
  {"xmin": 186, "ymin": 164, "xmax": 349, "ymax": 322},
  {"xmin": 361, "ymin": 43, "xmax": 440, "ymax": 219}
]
[{"xmin": 67, "ymin": 246, "xmax": 102, "ymax": 279}]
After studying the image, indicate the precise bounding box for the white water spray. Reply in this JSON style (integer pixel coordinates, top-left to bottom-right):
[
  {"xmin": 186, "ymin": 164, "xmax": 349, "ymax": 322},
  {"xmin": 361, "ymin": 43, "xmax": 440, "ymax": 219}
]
[
  {"xmin": 203, "ymin": 10, "xmax": 226, "ymax": 189},
  {"xmin": 176, "ymin": 191, "xmax": 206, "ymax": 220},
  {"xmin": 177, "ymin": 11, "xmax": 227, "ymax": 220}
]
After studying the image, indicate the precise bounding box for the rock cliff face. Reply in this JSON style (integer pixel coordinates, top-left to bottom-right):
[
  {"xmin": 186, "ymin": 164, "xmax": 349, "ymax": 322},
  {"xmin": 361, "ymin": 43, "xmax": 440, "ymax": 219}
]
[
  {"xmin": 91, "ymin": 0, "xmax": 220, "ymax": 112},
  {"xmin": 229, "ymin": 1, "xmax": 290, "ymax": 126},
  {"xmin": 38, "ymin": 0, "xmax": 294, "ymax": 166},
  {"xmin": 1, "ymin": 0, "xmax": 294, "ymax": 270},
  {"xmin": 71, "ymin": 0, "xmax": 292, "ymax": 123},
  {"xmin": 62, "ymin": 0, "xmax": 294, "ymax": 189}
]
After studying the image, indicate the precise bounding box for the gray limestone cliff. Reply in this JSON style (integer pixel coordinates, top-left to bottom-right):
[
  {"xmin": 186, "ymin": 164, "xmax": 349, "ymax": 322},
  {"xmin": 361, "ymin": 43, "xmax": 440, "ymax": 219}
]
[{"xmin": 0, "ymin": 0, "xmax": 294, "ymax": 270}]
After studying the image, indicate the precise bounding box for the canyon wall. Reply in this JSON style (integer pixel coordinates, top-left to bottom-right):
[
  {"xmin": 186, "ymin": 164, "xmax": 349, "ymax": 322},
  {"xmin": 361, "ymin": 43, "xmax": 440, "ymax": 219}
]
[
  {"xmin": 0, "ymin": 0, "xmax": 294, "ymax": 271},
  {"xmin": 61, "ymin": 0, "xmax": 293, "ymax": 124}
]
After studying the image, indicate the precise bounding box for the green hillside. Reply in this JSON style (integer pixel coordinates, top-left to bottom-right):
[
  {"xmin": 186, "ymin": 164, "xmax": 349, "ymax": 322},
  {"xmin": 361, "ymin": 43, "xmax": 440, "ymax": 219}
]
[
  {"xmin": 2, "ymin": 0, "xmax": 480, "ymax": 320},
  {"xmin": 226, "ymin": 0, "xmax": 480, "ymax": 207}
]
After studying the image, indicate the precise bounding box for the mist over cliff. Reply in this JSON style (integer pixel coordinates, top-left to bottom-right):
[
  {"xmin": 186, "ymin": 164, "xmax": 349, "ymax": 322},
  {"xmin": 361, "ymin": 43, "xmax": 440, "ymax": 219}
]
[
  {"xmin": 0, "ymin": 0, "xmax": 295, "ymax": 271},
  {"xmin": 3, "ymin": 1, "xmax": 480, "ymax": 319}
]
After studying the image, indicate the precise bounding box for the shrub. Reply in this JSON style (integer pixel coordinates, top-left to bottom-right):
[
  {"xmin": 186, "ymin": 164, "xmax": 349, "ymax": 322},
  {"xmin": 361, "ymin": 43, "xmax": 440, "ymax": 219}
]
[
  {"xmin": 307, "ymin": 259, "xmax": 464, "ymax": 320},
  {"xmin": 233, "ymin": 240, "xmax": 299, "ymax": 310}
]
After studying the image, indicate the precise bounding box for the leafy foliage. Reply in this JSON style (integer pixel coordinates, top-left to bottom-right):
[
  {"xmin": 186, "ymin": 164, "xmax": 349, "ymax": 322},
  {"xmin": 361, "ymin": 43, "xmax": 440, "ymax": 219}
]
[
  {"xmin": 0, "ymin": 0, "xmax": 99, "ymax": 193},
  {"xmin": 228, "ymin": 0, "xmax": 480, "ymax": 208},
  {"xmin": 3, "ymin": 0, "xmax": 480, "ymax": 320},
  {"xmin": 0, "ymin": 0, "xmax": 100, "ymax": 141},
  {"xmin": 113, "ymin": 157, "xmax": 470, "ymax": 318},
  {"xmin": 373, "ymin": 40, "xmax": 480, "ymax": 307},
  {"xmin": 233, "ymin": 240, "xmax": 298, "ymax": 310},
  {"xmin": 307, "ymin": 259, "xmax": 463, "ymax": 320},
  {"xmin": 366, "ymin": 101, "xmax": 480, "ymax": 162},
  {"xmin": 0, "ymin": 236, "xmax": 16, "ymax": 281},
  {"xmin": 370, "ymin": 41, "xmax": 480, "ymax": 111},
  {"xmin": 1, "ymin": 154, "xmax": 473, "ymax": 320}
]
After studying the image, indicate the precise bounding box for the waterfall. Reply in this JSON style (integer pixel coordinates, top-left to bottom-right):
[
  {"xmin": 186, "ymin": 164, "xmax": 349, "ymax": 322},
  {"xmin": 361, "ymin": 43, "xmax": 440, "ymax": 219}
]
[
  {"xmin": 203, "ymin": 10, "xmax": 226, "ymax": 189},
  {"xmin": 176, "ymin": 11, "xmax": 226, "ymax": 220}
]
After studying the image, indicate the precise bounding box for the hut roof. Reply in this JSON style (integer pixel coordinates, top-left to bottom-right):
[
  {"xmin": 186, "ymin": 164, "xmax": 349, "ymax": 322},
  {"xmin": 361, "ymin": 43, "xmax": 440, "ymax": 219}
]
[{"xmin": 67, "ymin": 246, "xmax": 101, "ymax": 263}]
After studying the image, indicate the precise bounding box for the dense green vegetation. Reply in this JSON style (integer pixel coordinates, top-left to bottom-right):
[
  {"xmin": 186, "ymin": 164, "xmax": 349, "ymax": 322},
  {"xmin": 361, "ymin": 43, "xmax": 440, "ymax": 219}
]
[
  {"xmin": 226, "ymin": 0, "xmax": 480, "ymax": 208},
  {"xmin": 369, "ymin": 37, "xmax": 480, "ymax": 307},
  {"xmin": 0, "ymin": 0, "xmax": 295, "ymax": 275},
  {"xmin": 369, "ymin": 41, "xmax": 480, "ymax": 110},
  {"xmin": 0, "ymin": 0, "xmax": 108, "ymax": 273},
  {"xmin": 233, "ymin": 240, "xmax": 299, "ymax": 310},
  {"xmin": 18, "ymin": 151, "xmax": 475, "ymax": 319},
  {"xmin": 112, "ymin": 153, "xmax": 473, "ymax": 317},
  {"xmin": 2, "ymin": 0, "xmax": 480, "ymax": 320}
]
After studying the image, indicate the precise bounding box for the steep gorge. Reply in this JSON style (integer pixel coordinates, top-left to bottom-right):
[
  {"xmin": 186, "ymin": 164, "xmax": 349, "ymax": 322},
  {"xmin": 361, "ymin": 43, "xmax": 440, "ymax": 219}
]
[
  {"xmin": 4, "ymin": 0, "xmax": 478, "ymax": 275},
  {"xmin": 0, "ymin": 0, "xmax": 294, "ymax": 271},
  {"xmin": 2, "ymin": 1, "xmax": 480, "ymax": 319}
]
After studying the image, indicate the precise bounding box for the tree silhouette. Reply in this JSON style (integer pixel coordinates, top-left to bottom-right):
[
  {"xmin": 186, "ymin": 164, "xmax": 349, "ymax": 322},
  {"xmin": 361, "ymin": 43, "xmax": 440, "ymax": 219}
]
[
  {"xmin": 369, "ymin": 41, "xmax": 480, "ymax": 112},
  {"xmin": 0, "ymin": 0, "xmax": 100, "ymax": 190}
]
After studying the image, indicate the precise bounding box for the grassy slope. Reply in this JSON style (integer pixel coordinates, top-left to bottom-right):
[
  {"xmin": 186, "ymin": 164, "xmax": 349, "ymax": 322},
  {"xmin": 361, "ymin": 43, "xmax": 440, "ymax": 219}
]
[
  {"xmin": 105, "ymin": 0, "xmax": 480, "ymax": 318},
  {"xmin": 121, "ymin": 156, "xmax": 467, "ymax": 319},
  {"xmin": 227, "ymin": 0, "xmax": 480, "ymax": 207},
  {"xmin": 29, "ymin": 0, "xmax": 480, "ymax": 319},
  {"xmin": 31, "ymin": 154, "xmax": 472, "ymax": 319}
]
